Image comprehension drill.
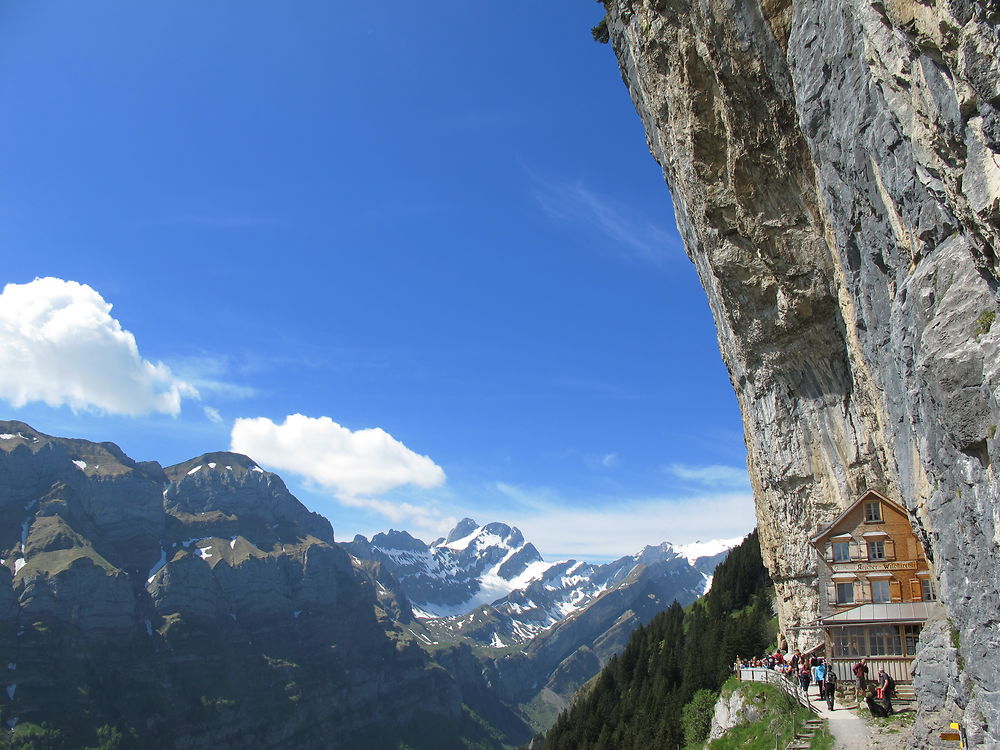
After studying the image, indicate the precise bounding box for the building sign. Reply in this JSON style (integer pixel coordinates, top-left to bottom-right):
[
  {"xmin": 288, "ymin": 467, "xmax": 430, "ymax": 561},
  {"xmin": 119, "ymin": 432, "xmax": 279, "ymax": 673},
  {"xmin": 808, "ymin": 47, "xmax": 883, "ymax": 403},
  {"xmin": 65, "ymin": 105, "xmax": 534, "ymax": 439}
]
[{"xmin": 832, "ymin": 561, "xmax": 918, "ymax": 573}]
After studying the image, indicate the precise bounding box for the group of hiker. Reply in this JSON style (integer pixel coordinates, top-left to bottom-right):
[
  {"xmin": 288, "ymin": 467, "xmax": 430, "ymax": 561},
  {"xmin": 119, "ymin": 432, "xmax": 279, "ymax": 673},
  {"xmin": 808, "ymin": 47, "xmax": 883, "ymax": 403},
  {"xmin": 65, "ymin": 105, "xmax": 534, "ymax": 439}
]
[
  {"xmin": 852, "ymin": 657, "xmax": 897, "ymax": 716},
  {"xmin": 736, "ymin": 651, "xmax": 897, "ymax": 715},
  {"xmin": 736, "ymin": 649, "xmax": 838, "ymax": 710}
]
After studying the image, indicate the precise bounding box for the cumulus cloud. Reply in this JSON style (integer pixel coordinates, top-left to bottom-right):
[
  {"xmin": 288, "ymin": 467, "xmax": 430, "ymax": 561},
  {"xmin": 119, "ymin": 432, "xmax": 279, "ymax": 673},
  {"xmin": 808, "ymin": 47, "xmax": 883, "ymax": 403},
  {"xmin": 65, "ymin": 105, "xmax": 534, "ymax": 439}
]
[
  {"xmin": 0, "ymin": 277, "xmax": 197, "ymax": 416},
  {"xmin": 230, "ymin": 413, "xmax": 446, "ymax": 499}
]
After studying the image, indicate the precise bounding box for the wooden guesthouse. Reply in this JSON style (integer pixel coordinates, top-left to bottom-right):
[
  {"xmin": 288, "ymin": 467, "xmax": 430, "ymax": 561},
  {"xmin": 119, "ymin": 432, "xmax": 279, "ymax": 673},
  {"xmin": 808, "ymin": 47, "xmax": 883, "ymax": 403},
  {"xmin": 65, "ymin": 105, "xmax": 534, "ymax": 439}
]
[{"xmin": 810, "ymin": 489, "xmax": 940, "ymax": 684}]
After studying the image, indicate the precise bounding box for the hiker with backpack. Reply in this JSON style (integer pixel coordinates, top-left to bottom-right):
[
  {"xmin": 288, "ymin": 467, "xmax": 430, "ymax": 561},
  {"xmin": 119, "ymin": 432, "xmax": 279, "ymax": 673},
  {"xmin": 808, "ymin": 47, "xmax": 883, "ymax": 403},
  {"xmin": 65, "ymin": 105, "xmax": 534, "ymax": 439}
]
[
  {"xmin": 823, "ymin": 668, "xmax": 837, "ymax": 711},
  {"xmin": 813, "ymin": 658, "xmax": 828, "ymax": 700},
  {"xmin": 877, "ymin": 668, "xmax": 895, "ymax": 715}
]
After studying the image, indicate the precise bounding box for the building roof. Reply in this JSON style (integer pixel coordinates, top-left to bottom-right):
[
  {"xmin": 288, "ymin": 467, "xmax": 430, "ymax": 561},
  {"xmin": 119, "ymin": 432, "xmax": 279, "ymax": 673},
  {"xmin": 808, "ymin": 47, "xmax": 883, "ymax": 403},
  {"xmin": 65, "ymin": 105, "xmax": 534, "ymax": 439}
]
[
  {"xmin": 811, "ymin": 489, "xmax": 910, "ymax": 544},
  {"xmin": 819, "ymin": 601, "xmax": 941, "ymax": 625}
]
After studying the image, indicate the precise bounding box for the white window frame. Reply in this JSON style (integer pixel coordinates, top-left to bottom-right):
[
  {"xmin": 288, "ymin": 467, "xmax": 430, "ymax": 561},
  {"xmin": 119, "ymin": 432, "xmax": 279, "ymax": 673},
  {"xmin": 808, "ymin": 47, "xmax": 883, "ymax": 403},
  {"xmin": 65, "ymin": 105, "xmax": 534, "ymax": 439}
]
[
  {"xmin": 836, "ymin": 581, "xmax": 855, "ymax": 605},
  {"xmin": 870, "ymin": 579, "xmax": 891, "ymax": 603},
  {"xmin": 920, "ymin": 578, "xmax": 936, "ymax": 601},
  {"xmin": 864, "ymin": 501, "xmax": 883, "ymax": 523}
]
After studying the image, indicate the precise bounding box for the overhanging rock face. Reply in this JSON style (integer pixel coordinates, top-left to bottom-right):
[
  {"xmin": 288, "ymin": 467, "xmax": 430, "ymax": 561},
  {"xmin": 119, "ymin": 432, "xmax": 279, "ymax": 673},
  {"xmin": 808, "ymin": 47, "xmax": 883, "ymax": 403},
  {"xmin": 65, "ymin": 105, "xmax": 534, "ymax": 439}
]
[{"xmin": 602, "ymin": 0, "xmax": 999, "ymax": 745}]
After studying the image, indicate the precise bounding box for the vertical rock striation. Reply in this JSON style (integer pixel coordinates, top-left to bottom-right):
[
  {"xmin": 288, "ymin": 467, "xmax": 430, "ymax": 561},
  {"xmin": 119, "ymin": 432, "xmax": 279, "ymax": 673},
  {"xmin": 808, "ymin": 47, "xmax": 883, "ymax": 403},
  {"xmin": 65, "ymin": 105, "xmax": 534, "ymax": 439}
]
[{"xmin": 603, "ymin": 0, "xmax": 998, "ymax": 744}]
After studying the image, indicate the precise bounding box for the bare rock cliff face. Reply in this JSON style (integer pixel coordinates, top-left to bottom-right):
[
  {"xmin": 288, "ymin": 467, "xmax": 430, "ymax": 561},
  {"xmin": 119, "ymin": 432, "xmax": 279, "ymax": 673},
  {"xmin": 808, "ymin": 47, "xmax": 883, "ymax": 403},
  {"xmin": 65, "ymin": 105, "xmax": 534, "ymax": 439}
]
[{"xmin": 603, "ymin": 0, "xmax": 999, "ymax": 744}]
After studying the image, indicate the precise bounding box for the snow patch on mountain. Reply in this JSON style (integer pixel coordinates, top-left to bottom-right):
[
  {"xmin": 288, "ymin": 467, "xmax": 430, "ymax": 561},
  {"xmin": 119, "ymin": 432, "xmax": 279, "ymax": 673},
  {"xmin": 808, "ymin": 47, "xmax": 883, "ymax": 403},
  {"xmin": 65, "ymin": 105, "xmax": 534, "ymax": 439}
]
[
  {"xmin": 346, "ymin": 519, "xmax": 744, "ymax": 648},
  {"xmin": 416, "ymin": 556, "xmax": 555, "ymax": 617},
  {"xmin": 674, "ymin": 537, "xmax": 745, "ymax": 566}
]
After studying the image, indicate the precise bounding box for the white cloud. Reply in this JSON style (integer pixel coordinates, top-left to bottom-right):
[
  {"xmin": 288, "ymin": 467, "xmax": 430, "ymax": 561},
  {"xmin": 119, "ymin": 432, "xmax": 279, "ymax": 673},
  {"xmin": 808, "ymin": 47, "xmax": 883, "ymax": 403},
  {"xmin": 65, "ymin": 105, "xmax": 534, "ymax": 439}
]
[
  {"xmin": 170, "ymin": 355, "xmax": 258, "ymax": 400},
  {"xmin": 343, "ymin": 495, "xmax": 458, "ymax": 542},
  {"xmin": 203, "ymin": 406, "xmax": 223, "ymax": 424},
  {"xmin": 493, "ymin": 482, "xmax": 755, "ymax": 560},
  {"xmin": 533, "ymin": 178, "xmax": 679, "ymax": 265},
  {"xmin": 230, "ymin": 413, "xmax": 446, "ymax": 499},
  {"xmin": 600, "ymin": 452, "xmax": 619, "ymax": 468},
  {"xmin": 665, "ymin": 463, "xmax": 750, "ymax": 488},
  {"xmin": 0, "ymin": 277, "xmax": 197, "ymax": 416}
]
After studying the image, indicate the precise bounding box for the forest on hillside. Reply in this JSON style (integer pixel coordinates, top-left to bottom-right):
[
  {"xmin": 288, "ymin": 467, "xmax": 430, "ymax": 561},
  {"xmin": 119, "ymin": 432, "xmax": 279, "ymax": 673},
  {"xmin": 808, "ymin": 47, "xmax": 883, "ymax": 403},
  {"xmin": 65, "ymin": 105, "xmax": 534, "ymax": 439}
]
[{"xmin": 538, "ymin": 529, "xmax": 773, "ymax": 749}]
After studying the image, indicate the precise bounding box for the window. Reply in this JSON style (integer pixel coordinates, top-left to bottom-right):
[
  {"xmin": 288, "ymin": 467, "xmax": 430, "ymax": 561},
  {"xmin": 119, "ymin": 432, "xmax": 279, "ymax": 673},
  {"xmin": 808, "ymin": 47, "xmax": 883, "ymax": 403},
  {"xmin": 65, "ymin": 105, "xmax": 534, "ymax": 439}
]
[
  {"xmin": 867, "ymin": 625, "xmax": 902, "ymax": 656},
  {"xmin": 871, "ymin": 579, "xmax": 891, "ymax": 603},
  {"xmin": 868, "ymin": 540, "xmax": 886, "ymax": 560},
  {"xmin": 864, "ymin": 502, "xmax": 883, "ymax": 522},
  {"xmin": 920, "ymin": 578, "xmax": 936, "ymax": 601},
  {"xmin": 904, "ymin": 625, "xmax": 922, "ymax": 656},
  {"xmin": 836, "ymin": 582, "xmax": 855, "ymax": 604},
  {"xmin": 836, "ymin": 626, "xmax": 906, "ymax": 658},
  {"xmin": 831, "ymin": 627, "xmax": 865, "ymax": 658},
  {"xmin": 833, "ymin": 541, "xmax": 851, "ymax": 562}
]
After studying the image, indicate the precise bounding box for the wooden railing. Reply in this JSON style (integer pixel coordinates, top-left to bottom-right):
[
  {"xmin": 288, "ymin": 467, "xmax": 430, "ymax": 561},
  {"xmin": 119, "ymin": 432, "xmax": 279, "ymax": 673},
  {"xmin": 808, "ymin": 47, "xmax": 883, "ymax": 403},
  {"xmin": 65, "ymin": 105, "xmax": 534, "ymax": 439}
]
[
  {"xmin": 738, "ymin": 668, "xmax": 819, "ymax": 714},
  {"xmin": 828, "ymin": 658, "xmax": 914, "ymax": 684}
]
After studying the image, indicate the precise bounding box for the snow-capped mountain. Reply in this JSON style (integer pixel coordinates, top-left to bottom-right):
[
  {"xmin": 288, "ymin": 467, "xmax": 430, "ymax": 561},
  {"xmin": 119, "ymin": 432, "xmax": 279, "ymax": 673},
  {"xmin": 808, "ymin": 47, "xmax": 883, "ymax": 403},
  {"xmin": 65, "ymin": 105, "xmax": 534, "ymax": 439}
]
[
  {"xmin": 342, "ymin": 519, "xmax": 743, "ymax": 648},
  {"xmin": 343, "ymin": 520, "xmax": 551, "ymax": 617}
]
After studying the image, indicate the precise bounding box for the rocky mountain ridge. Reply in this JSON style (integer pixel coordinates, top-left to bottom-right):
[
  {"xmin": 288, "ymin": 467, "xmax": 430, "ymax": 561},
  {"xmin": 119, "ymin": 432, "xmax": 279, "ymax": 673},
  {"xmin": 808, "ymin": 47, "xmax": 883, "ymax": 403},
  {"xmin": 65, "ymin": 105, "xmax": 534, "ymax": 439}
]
[
  {"xmin": 0, "ymin": 421, "xmax": 480, "ymax": 748},
  {"xmin": 344, "ymin": 519, "xmax": 737, "ymax": 648},
  {"xmin": 601, "ymin": 0, "xmax": 999, "ymax": 745},
  {"xmin": 0, "ymin": 420, "xmax": 739, "ymax": 747},
  {"xmin": 343, "ymin": 518, "xmax": 739, "ymax": 723}
]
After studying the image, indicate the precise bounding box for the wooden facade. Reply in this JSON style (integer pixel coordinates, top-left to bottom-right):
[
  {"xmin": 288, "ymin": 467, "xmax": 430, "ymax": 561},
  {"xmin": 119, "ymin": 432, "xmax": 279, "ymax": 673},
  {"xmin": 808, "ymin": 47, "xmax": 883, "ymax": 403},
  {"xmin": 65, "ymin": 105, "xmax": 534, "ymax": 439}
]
[{"xmin": 810, "ymin": 490, "xmax": 938, "ymax": 684}]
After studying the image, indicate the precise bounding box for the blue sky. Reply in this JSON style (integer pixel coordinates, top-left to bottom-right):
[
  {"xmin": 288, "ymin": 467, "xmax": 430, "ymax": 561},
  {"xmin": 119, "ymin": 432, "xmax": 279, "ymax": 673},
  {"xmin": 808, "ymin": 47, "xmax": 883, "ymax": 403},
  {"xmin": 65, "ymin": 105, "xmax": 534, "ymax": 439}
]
[{"xmin": 0, "ymin": 1, "xmax": 754, "ymax": 560}]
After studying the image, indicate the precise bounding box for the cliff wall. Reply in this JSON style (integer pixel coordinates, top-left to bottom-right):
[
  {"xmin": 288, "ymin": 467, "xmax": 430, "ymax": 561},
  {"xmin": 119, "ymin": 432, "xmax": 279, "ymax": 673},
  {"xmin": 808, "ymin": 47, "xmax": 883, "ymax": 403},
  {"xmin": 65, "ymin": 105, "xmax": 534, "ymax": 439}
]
[{"xmin": 602, "ymin": 0, "xmax": 999, "ymax": 744}]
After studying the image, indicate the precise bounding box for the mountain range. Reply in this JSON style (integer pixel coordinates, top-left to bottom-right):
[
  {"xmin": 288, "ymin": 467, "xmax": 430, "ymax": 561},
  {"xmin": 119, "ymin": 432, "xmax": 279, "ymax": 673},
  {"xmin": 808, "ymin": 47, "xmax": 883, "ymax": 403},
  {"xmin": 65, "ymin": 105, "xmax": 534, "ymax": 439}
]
[
  {"xmin": 0, "ymin": 421, "xmax": 741, "ymax": 748},
  {"xmin": 343, "ymin": 521, "xmax": 736, "ymax": 649}
]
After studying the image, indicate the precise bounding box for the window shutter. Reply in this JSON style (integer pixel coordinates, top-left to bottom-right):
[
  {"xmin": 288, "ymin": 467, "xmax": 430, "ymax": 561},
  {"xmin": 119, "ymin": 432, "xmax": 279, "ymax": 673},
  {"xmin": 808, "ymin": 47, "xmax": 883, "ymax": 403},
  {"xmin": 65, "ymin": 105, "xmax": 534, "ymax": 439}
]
[
  {"xmin": 908, "ymin": 578, "xmax": 922, "ymax": 602},
  {"xmin": 884, "ymin": 539, "xmax": 896, "ymax": 560},
  {"xmin": 856, "ymin": 580, "xmax": 869, "ymax": 603},
  {"xmin": 826, "ymin": 583, "xmax": 837, "ymax": 606},
  {"xmin": 890, "ymin": 578, "xmax": 902, "ymax": 602},
  {"xmin": 826, "ymin": 544, "xmax": 834, "ymax": 563},
  {"xmin": 849, "ymin": 540, "xmax": 862, "ymax": 561}
]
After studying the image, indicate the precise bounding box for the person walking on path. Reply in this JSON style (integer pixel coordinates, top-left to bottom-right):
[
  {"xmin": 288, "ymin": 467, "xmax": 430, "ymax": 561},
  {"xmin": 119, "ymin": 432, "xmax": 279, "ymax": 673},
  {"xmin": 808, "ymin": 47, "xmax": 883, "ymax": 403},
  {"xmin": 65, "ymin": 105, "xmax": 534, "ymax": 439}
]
[
  {"xmin": 852, "ymin": 658, "xmax": 869, "ymax": 704},
  {"xmin": 798, "ymin": 663, "xmax": 812, "ymax": 695},
  {"xmin": 814, "ymin": 659, "xmax": 828, "ymax": 700},
  {"xmin": 823, "ymin": 668, "xmax": 837, "ymax": 711}
]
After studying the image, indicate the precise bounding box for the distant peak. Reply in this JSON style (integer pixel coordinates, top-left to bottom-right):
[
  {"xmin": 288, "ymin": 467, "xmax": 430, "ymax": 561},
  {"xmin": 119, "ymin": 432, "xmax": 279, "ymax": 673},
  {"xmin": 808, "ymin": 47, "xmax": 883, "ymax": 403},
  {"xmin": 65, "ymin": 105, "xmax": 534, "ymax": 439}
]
[
  {"xmin": 444, "ymin": 517, "xmax": 479, "ymax": 544},
  {"xmin": 674, "ymin": 536, "xmax": 746, "ymax": 565},
  {"xmin": 481, "ymin": 521, "xmax": 522, "ymax": 547},
  {"xmin": 0, "ymin": 420, "xmax": 43, "ymax": 439},
  {"xmin": 0, "ymin": 422, "xmax": 44, "ymax": 447},
  {"xmin": 371, "ymin": 529, "xmax": 427, "ymax": 551},
  {"xmin": 164, "ymin": 452, "xmax": 265, "ymax": 481}
]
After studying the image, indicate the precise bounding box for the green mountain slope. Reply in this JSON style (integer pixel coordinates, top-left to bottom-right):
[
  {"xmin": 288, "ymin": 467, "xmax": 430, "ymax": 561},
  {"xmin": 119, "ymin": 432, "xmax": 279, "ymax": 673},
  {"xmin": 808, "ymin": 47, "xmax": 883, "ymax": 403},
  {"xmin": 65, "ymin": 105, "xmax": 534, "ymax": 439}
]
[{"xmin": 538, "ymin": 530, "xmax": 773, "ymax": 750}]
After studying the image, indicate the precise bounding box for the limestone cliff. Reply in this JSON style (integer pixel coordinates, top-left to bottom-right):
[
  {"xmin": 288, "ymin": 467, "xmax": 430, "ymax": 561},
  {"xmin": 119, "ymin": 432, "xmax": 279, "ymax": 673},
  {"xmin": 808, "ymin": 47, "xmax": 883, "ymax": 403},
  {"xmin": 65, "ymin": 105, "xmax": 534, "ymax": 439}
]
[{"xmin": 602, "ymin": 0, "xmax": 999, "ymax": 745}]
